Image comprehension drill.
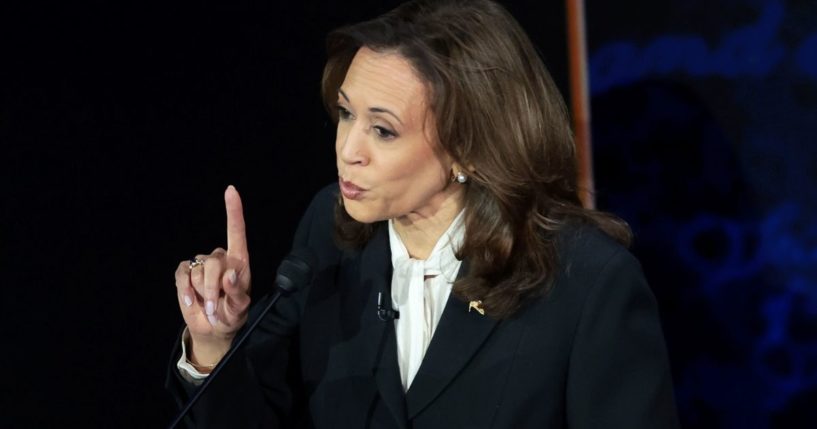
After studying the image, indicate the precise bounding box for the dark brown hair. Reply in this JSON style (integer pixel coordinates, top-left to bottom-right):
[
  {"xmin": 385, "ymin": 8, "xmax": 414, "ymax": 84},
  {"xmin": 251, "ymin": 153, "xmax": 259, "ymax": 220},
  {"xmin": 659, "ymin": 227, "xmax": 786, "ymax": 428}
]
[{"xmin": 322, "ymin": 0, "xmax": 631, "ymax": 319}]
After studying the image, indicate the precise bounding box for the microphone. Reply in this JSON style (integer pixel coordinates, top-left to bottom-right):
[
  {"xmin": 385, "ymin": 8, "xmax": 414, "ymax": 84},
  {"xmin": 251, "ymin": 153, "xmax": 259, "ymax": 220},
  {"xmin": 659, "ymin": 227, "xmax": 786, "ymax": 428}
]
[
  {"xmin": 376, "ymin": 292, "xmax": 400, "ymax": 321},
  {"xmin": 168, "ymin": 248, "xmax": 317, "ymax": 429}
]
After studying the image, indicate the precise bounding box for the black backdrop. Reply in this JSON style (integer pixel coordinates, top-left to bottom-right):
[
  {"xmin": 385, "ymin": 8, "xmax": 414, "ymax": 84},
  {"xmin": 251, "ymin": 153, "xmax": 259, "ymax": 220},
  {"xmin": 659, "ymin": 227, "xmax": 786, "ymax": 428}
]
[{"xmin": 2, "ymin": 2, "xmax": 567, "ymax": 426}]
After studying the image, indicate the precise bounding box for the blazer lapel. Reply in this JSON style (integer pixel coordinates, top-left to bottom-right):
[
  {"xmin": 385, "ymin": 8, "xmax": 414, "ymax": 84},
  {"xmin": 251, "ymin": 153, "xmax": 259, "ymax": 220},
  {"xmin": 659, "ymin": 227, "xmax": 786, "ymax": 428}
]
[
  {"xmin": 405, "ymin": 261, "xmax": 500, "ymax": 419},
  {"xmin": 357, "ymin": 224, "xmax": 409, "ymax": 428}
]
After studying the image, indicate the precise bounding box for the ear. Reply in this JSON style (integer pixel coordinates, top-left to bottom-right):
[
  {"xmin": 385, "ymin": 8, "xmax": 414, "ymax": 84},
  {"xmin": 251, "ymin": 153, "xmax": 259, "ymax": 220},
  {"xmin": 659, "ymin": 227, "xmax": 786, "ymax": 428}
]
[
  {"xmin": 450, "ymin": 163, "xmax": 472, "ymax": 184},
  {"xmin": 451, "ymin": 162, "xmax": 477, "ymax": 174}
]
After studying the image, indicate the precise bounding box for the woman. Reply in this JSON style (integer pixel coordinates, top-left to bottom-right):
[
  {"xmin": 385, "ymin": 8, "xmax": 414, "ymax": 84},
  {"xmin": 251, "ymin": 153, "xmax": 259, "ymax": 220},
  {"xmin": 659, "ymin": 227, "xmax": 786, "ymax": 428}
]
[{"xmin": 168, "ymin": 0, "xmax": 680, "ymax": 427}]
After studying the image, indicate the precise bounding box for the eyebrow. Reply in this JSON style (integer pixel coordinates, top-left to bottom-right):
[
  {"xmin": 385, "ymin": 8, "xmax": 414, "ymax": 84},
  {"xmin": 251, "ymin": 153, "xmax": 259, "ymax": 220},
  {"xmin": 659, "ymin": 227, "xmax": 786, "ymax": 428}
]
[{"xmin": 338, "ymin": 88, "xmax": 404, "ymax": 125}]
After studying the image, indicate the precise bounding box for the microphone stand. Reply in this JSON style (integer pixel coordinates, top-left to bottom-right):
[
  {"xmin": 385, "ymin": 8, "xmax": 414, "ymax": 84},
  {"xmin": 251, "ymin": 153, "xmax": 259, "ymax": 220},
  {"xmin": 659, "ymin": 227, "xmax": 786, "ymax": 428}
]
[
  {"xmin": 168, "ymin": 249, "xmax": 315, "ymax": 429},
  {"xmin": 168, "ymin": 289, "xmax": 286, "ymax": 429}
]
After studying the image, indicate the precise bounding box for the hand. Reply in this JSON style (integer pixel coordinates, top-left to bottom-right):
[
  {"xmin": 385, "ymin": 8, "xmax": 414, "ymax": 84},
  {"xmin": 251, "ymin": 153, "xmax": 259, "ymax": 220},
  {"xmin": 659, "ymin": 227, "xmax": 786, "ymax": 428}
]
[{"xmin": 174, "ymin": 185, "xmax": 251, "ymax": 367}]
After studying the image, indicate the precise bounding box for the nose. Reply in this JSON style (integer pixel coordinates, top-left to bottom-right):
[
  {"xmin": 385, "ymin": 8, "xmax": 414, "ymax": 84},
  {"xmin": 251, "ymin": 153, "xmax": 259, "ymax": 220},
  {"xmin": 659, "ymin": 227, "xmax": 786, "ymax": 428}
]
[{"xmin": 337, "ymin": 121, "xmax": 369, "ymax": 166}]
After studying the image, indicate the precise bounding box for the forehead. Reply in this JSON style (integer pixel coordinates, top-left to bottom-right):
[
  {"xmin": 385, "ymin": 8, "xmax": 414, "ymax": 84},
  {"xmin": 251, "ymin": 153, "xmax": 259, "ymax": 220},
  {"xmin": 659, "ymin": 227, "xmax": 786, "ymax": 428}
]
[{"xmin": 341, "ymin": 47, "xmax": 428, "ymax": 120}]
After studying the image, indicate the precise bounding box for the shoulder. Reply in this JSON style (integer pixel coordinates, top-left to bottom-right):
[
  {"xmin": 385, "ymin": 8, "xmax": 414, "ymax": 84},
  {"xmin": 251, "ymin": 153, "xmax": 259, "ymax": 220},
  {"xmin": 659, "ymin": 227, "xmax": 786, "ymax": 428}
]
[
  {"xmin": 555, "ymin": 223, "xmax": 640, "ymax": 282},
  {"xmin": 291, "ymin": 183, "xmax": 341, "ymax": 261},
  {"xmin": 303, "ymin": 183, "xmax": 339, "ymax": 220},
  {"xmin": 551, "ymin": 226, "xmax": 678, "ymax": 427},
  {"xmin": 542, "ymin": 222, "xmax": 649, "ymax": 309},
  {"xmin": 297, "ymin": 183, "xmax": 339, "ymax": 231}
]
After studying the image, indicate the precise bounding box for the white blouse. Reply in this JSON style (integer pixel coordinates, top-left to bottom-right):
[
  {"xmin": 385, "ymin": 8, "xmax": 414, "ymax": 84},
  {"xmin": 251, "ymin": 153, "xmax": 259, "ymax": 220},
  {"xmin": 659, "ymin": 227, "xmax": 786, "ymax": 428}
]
[{"xmin": 388, "ymin": 210, "xmax": 465, "ymax": 392}]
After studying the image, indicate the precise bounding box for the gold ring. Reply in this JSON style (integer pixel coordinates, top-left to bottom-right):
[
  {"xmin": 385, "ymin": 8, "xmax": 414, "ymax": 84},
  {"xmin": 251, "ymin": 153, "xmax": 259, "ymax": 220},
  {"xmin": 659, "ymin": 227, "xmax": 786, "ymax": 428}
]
[{"xmin": 189, "ymin": 258, "xmax": 206, "ymax": 270}]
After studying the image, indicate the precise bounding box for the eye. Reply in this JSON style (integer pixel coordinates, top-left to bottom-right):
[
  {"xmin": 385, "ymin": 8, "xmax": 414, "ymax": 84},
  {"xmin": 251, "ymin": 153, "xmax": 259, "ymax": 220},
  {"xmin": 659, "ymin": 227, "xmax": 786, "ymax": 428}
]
[
  {"xmin": 373, "ymin": 125, "xmax": 397, "ymax": 140},
  {"xmin": 336, "ymin": 105, "xmax": 353, "ymax": 121}
]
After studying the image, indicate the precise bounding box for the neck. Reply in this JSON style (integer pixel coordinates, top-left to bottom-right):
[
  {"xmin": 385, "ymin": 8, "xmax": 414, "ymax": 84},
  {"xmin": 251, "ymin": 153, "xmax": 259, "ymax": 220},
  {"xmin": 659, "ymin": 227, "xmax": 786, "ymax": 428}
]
[{"xmin": 393, "ymin": 186, "xmax": 464, "ymax": 260}]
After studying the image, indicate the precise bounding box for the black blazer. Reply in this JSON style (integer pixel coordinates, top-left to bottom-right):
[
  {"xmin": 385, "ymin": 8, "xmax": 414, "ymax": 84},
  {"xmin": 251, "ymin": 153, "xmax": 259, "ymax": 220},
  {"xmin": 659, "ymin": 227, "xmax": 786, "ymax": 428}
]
[{"xmin": 166, "ymin": 184, "xmax": 680, "ymax": 428}]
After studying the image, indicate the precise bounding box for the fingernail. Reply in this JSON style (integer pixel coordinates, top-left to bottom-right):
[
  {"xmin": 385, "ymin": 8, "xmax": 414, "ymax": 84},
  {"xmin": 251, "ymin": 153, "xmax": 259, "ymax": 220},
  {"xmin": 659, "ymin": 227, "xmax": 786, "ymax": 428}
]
[
  {"xmin": 207, "ymin": 315, "xmax": 218, "ymax": 326},
  {"xmin": 229, "ymin": 270, "xmax": 237, "ymax": 285},
  {"xmin": 205, "ymin": 300, "xmax": 215, "ymax": 315},
  {"xmin": 183, "ymin": 295, "xmax": 193, "ymax": 307}
]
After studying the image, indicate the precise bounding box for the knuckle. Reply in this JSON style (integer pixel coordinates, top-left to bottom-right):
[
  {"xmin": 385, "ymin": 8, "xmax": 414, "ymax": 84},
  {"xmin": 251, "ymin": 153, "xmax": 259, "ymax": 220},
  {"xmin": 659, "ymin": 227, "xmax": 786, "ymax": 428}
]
[
  {"xmin": 189, "ymin": 273, "xmax": 204, "ymax": 290},
  {"xmin": 174, "ymin": 275, "xmax": 188, "ymax": 289},
  {"xmin": 204, "ymin": 257, "xmax": 223, "ymax": 270},
  {"xmin": 190, "ymin": 265, "xmax": 204, "ymax": 279},
  {"xmin": 176, "ymin": 262, "xmax": 192, "ymax": 278}
]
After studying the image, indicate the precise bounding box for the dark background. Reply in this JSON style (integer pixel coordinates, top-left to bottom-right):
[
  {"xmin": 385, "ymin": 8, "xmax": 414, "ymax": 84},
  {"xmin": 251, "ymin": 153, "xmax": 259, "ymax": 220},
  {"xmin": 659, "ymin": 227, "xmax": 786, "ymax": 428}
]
[{"xmin": 3, "ymin": 0, "xmax": 815, "ymax": 428}]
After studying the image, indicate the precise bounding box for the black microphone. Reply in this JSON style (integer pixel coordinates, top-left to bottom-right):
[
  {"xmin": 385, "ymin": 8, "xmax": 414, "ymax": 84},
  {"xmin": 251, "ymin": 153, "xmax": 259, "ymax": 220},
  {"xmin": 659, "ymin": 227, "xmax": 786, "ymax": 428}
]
[
  {"xmin": 168, "ymin": 248, "xmax": 317, "ymax": 429},
  {"xmin": 376, "ymin": 291, "xmax": 400, "ymax": 321}
]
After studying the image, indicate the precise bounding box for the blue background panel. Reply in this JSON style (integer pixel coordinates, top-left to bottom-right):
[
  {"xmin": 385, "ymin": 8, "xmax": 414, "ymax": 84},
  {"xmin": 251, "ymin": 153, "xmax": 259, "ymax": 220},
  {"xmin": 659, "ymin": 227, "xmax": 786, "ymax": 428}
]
[{"xmin": 588, "ymin": 0, "xmax": 817, "ymax": 426}]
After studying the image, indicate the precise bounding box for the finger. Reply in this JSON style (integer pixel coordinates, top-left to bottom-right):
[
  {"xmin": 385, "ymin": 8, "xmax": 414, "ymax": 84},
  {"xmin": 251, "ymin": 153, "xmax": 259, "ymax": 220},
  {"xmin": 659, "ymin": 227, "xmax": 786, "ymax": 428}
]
[
  {"xmin": 175, "ymin": 261, "xmax": 196, "ymax": 309},
  {"xmin": 225, "ymin": 185, "xmax": 249, "ymax": 260},
  {"xmin": 203, "ymin": 251, "xmax": 226, "ymax": 325},
  {"xmin": 189, "ymin": 254, "xmax": 209, "ymax": 299},
  {"xmin": 222, "ymin": 269, "xmax": 250, "ymax": 316}
]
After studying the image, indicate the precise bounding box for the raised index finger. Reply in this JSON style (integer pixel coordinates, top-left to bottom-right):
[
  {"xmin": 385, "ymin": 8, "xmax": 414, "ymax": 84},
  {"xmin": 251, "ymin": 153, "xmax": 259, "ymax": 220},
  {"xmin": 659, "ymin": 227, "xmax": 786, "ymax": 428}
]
[{"xmin": 225, "ymin": 185, "xmax": 248, "ymax": 260}]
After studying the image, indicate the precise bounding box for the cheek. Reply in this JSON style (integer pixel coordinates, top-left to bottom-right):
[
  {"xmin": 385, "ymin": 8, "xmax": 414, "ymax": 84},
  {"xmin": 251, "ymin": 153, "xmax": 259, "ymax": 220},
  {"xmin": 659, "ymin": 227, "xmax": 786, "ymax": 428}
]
[
  {"xmin": 334, "ymin": 123, "xmax": 346, "ymax": 153},
  {"xmin": 381, "ymin": 155, "xmax": 448, "ymax": 204}
]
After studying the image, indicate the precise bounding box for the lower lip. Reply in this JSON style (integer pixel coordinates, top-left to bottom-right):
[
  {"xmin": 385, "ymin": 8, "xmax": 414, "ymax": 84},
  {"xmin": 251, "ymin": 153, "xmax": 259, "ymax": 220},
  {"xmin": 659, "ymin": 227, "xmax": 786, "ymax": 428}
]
[{"xmin": 339, "ymin": 179, "xmax": 365, "ymax": 200}]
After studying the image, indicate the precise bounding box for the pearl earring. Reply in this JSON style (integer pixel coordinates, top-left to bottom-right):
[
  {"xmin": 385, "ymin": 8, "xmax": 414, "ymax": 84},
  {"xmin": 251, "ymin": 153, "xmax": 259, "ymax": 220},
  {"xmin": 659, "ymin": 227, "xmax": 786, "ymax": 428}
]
[{"xmin": 455, "ymin": 171, "xmax": 468, "ymax": 184}]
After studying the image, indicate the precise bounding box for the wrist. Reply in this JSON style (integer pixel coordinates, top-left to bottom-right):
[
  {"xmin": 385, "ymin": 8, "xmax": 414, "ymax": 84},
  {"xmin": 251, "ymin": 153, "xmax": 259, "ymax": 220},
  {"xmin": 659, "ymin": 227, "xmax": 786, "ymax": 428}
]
[
  {"xmin": 187, "ymin": 333, "xmax": 231, "ymax": 372},
  {"xmin": 185, "ymin": 356, "xmax": 217, "ymax": 374}
]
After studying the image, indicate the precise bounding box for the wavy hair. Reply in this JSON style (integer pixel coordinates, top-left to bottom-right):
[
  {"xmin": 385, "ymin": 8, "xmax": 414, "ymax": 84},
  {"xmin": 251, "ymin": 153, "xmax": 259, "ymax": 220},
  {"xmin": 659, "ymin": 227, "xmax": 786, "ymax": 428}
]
[{"xmin": 321, "ymin": 0, "xmax": 631, "ymax": 319}]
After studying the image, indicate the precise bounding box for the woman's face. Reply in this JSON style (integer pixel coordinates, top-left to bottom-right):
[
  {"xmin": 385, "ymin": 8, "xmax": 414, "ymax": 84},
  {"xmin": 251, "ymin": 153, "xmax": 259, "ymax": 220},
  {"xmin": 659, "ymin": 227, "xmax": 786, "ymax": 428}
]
[{"xmin": 336, "ymin": 47, "xmax": 461, "ymax": 224}]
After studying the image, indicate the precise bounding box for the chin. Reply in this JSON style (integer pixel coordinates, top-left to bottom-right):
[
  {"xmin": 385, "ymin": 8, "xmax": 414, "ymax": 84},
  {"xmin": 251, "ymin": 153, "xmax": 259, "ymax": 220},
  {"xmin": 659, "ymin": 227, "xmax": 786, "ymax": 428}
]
[{"xmin": 342, "ymin": 199, "xmax": 382, "ymax": 224}]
